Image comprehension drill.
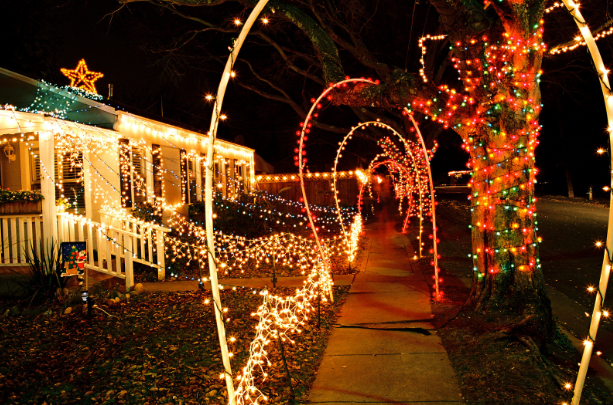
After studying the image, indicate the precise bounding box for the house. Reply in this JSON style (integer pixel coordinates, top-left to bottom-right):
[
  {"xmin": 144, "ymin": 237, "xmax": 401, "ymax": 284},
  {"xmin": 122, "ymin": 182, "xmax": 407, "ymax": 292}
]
[
  {"xmin": 0, "ymin": 67, "xmax": 256, "ymax": 286},
  {"xmin": 0, "ymin": 67, "xmax": 256, "ymax": 219}
]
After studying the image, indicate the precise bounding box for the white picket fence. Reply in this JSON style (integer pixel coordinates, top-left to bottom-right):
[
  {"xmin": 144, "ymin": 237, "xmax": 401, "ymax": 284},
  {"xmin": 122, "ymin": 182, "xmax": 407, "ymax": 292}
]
[
  {"xmin": 57, "ymin": 212, "xmax": 169, "ymax": 290},
  {"xmin": 0, "ymin": 214, "xmax": 45, "ymax": 266}
]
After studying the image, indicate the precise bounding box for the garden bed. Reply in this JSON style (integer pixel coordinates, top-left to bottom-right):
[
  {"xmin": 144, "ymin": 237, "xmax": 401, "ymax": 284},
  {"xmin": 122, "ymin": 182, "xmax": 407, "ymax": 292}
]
[
  {"xmin": 427, "ymin": 275, "xmax": 612, "ymax": 404},
  {"xmin": 0, "ymin": 286, "xmax": 349, "ymax": 404}
]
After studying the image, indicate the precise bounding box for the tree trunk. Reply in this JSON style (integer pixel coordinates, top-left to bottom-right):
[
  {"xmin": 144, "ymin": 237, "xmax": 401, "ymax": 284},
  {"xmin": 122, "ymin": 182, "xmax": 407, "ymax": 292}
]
[{"xmin": 467, "ymin": 112, "xmax": 554, "ymax": 343}]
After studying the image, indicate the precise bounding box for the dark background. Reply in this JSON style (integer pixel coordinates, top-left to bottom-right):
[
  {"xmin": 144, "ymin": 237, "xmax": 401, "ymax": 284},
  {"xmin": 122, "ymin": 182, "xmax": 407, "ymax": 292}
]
[{"xmin": 2, "ymin": 0, "xmax": 612, "ymax": 197}]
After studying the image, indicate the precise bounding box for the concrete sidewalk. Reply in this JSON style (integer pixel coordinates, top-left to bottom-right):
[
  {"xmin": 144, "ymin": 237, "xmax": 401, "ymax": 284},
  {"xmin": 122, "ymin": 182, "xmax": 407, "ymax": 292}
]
[{"xmin": 308, "ymin": 214, "xmax": 463, "ymax": 404}]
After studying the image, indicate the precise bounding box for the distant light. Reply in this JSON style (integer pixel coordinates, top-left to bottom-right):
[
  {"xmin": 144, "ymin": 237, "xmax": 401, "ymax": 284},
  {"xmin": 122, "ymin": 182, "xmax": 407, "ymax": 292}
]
[
  {"xmin": 234, "ymin": 18, "xmax": 242, "ymax": 26},
  {"xmin": 230, "ymin": 71, "xmax": 236, "ymax": 78},
  {"xmin": 597, "ymin": 147, "xmax": 606, "ymax": 154},
  {"xmin": 262, "ymin": 17, "xmax": 269, "ymax": 24},
  {"xmin": 604, "ymin": 186, "xmax": 610, "ymax": 192},
  {"xmin": 220, "ymin": 114, "xmax": 228, "ymax": 120},
  {"xmin": 596, "ymin": 241, "xmax": 603, "ymax": 247},
  {"xmin": 205, "ymin": 94, "xmax": 214, "ymax": 101}
]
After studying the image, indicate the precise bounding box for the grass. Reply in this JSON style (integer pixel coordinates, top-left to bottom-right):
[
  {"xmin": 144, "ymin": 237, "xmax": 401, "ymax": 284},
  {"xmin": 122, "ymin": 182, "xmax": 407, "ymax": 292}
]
[{"xmin": 0, "ymin": 286, "xmax": 349, "ymax": 404}]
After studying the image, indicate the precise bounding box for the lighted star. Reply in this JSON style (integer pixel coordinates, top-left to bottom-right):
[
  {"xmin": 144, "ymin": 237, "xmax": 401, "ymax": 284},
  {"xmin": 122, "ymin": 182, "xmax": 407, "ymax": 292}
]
[{"xmin": 61, "ymin": 59, "xmax": 104, "ymax": 94}]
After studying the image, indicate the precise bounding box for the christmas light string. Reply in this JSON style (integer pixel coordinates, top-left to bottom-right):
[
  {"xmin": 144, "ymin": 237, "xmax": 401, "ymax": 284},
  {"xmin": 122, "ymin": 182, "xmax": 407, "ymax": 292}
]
[
  {"xmin": 545, "ymin": 2, "xmax": 613, "ymax": 55},
  {"xmin": 233, "ymin": 262, "xmax": 333, "ymax": 404},
  {"xmin": 60, "ymin": 59, "xmax": 104, "ymax": 94},
  {"xmin": 376, "ymin": 134, "xmax": 435, "ymax": 234},
  {"xmin": 404, "ymin": 111, "xmax": 441, "ymax": 297},
  {"xmin": 419, "ymin": 34, "xmax": 447, "ymax": 83},
  {"xmin": 162, "ymin": 205, "xmax": 354, "ymax": 405}
]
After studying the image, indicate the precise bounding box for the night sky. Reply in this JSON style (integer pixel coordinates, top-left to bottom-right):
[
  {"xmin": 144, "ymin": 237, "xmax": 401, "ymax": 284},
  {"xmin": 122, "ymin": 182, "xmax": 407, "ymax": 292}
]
[{"xmin": 3, "ymin": 0, "xmax": 613, "ymax": 197}]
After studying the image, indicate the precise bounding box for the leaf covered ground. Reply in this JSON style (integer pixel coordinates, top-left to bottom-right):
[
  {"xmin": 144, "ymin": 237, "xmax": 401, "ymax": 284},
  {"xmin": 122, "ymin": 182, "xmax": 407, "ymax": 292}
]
[
  {"xmin": 419, "ymin": 198, "xmax": 613, "ymax": 404},
  {"xmin": 428, "ymin": 278, "xmax": 612, "ymax": 405},
  {"xmin": 0, "ymin": 286, "xmax": 349, "ymax": 404}
]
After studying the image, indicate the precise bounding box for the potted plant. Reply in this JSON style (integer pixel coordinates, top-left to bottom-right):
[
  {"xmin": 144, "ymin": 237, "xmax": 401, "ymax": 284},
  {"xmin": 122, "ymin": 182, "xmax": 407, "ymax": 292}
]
[{"xmin": 56, "ymin": 197, "xmax": 70, "ymax": 213}]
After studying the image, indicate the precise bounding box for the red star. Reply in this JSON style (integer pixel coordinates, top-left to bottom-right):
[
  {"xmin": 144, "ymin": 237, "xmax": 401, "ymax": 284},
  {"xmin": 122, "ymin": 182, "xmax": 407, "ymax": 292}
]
[{"xmin": 61, "ymin": 59, "xmax": 104, "ymax": 94}]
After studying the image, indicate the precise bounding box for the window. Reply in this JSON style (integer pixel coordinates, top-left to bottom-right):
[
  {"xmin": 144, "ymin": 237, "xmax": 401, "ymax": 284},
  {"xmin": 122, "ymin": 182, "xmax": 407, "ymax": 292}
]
[
  {"xmin": 152, "ymin": 145, "xmax": 163, "ymax": 198},
  {"xmin": 55, "ymin": 151, "xmax": 85, "ymax": 212},
  {"xmin": 214, "ymin": 162, "xmax": 220, "ymax": 187},
  {"xmin": 132, "ymin": 146, "xmax": 147, "ymax": 204},
  {"xmin": 237, "ymin": 164, "xmax": 244, "ymax": 193},
  {"xmin": 30, "ymin": 150, "xmax": 41, "ymax": 190},
  {"xmin": 119, "ymin": 139, "xmax": 132, "ymax": 208},
  {"xmin": 188, "ymin": 158, "xmax": 197, "ymax": 203},
  {"xmin": 180, "ymin": 149, "xmax": 188, "ymax": 204},
  {"xmin": 200, "ymin": 154, "xmax": 207, "ymax": 195}
]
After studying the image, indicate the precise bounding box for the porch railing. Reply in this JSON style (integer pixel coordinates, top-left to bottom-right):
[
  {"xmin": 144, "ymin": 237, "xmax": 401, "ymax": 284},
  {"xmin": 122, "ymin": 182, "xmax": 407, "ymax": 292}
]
[
  {"xmin": 99, "ymin": 211, "xmax": 168, "ymax": 281},
  {"xmin": 0, "ymin": 214, "xmax": 45, "ymax": 266},
  {"xmin": 57, "ymin": 212, "xmax": 169, "ymax": 290}
]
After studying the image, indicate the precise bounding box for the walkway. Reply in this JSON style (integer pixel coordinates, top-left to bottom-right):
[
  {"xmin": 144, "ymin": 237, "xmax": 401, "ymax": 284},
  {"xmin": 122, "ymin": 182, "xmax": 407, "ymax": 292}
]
[{"xmin": 308, "ymin": 207, "xmax": 463, "ymax": 404}]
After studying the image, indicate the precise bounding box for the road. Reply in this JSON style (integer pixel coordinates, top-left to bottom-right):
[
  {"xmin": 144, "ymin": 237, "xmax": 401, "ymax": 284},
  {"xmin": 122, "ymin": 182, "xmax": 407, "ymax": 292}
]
[{"xmin": 434, "ymin": 195, "xmax": 612, "ymax": 333}]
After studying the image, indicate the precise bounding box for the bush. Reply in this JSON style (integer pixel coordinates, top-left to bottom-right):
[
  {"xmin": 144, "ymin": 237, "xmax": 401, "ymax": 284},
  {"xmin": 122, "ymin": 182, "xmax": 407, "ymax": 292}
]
[
  {"xmin": 131, "ymin": 202, "xmax": 163, "ymax": 225},
  {"xmin": 16, "ymin": 240, "xmax": 67, "ymax": 305},
  {"xmin": 190, "ymin": 193, "xmax": 307, "ymax": 238}
]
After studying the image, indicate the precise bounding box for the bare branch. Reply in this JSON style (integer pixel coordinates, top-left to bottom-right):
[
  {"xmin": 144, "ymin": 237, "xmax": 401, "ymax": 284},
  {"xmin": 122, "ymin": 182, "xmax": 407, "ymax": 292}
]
[
  {"xmin": 239, "ymin": 58, "xmax": 304, "ymax": 108},
  {"xmin": 252, "ymin": 31, "xmax": 325, "ymax": 85},
  {"xmin": 308, "ymin": 0, "xmax": 391, "ymax": 77}
]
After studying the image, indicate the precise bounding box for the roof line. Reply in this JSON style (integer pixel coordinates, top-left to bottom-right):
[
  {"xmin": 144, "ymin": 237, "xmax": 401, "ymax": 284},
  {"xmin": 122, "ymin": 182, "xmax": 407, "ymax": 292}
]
[{"xmin": 0, "ymin": 67, "xmax": 116, "ymax": 114}]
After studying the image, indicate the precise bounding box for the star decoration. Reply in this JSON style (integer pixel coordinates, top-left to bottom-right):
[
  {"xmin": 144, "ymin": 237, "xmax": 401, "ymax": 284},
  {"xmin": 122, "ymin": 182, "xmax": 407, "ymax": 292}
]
[{"xmin": 60, "ymin": 59, "xmax": 104, "ymax": 94}]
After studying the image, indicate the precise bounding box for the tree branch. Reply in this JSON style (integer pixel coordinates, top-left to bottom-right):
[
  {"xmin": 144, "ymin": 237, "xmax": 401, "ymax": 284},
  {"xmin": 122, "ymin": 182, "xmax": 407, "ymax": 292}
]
[
  {"xmin": 239, "ymin": 58, "xmax": 305, "ymax": 109},
  {"xmin": 308, "ymin": 0, "xmax": 391, "ymax": 78},
  {"xmin": 252, "ymin": 31, "xmax": 325, "ymax": 85},
  {"xmin": 236, "ymin": 81, "xmax": 349, "ymax": 134},
  {"xmin": 330, "ymin": 69, "xmax": 471, "ymax": 137}
]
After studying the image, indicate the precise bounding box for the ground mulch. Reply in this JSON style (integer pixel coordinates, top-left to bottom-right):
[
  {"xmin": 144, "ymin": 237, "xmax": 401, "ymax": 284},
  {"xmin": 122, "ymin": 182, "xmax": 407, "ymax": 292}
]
[
  {"xmin": 0, "ymin": 286, "xmax": 349, "ymax": 404},
  {"xmin": 421, "ymin": 261, "xmax": 612, "ymax": 405}
]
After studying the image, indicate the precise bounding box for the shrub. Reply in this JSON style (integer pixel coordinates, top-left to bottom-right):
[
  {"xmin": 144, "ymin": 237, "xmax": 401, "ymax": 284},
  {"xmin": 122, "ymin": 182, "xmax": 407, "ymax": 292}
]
[{"xmin": 132, "ymin": 202, "xmax": 163, "ymax": 225}]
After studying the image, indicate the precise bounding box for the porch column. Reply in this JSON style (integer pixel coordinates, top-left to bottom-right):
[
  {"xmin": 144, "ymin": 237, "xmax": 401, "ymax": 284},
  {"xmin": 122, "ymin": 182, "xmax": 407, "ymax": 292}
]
[{"xmin": 39, "ymin": 131, "xmax": 58, "ymax": 244}]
